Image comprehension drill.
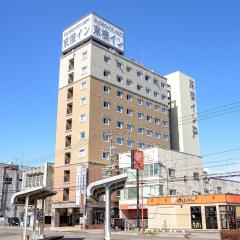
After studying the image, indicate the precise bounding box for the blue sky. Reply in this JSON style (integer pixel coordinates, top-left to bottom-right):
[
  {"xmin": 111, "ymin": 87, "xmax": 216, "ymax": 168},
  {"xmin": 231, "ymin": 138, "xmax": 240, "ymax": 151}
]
[{"xmin": 1, "ymin": 0, "xmax": 240, "ymax": 172}]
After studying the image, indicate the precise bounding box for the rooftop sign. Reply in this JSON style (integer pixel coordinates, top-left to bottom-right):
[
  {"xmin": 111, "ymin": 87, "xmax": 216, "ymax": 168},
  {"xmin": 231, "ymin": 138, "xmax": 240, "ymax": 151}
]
[{"xmin": 62, "ymin": 13, "xmax": 124, "ymax": 53}]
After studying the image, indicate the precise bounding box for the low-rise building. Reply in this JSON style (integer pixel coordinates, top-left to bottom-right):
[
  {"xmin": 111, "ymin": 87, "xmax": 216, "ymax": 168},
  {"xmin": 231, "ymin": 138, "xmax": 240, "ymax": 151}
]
[
  {"xmin": 0, "ymin": 163, "xmax": 24, "ymax": 224},
  {"xmin": 21, "ymin": 163, "xmax": 54, "ymax": 225},
  {"xmin": 147, "ymin": 194, "xmax": 240, "ymax": 230}
]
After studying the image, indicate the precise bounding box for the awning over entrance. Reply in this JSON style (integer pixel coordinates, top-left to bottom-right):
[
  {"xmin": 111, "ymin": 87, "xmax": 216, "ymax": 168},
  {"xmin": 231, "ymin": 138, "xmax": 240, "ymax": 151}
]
[
  {"xmin": 11, "ymin": 186, "xmax": 57, "ymax": 205},
  {"xmin": 87, "ymin": 173, "xmax": 128, "ymax": 201}
]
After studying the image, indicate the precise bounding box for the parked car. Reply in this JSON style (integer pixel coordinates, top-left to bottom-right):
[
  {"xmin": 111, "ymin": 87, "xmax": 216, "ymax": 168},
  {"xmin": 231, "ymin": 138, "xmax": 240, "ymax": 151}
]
[
  {"xmin": 9, "ymin": 217, "xmax": 20, "ymax": 226},
  {"xmin": 111, "ymin": 218, "xmax": 125, "ymax": 230}
]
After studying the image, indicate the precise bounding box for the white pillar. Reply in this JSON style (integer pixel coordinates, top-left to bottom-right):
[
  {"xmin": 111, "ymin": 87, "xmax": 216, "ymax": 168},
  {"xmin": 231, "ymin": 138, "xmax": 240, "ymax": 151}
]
[
  {"xmin": 23, "ymin": 195, "xmax": 29, "ymax": 240},
  {"xmin": 39, "ymin": 199, "xmax": 45, "ymax": 239},
  {"xmin": 105, "ymin": 185, "xmax": 111, "ymax": 240},
  {"xmin": 32, "ymin": 198, "xmax": 37, "ymax": 240}
]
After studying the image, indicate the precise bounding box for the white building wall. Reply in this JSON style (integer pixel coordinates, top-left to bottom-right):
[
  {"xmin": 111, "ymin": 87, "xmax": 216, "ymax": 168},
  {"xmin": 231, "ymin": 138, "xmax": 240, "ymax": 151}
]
[{"xmin": 166, "ymin": 71, "xmax": 200, "ymax": 156}]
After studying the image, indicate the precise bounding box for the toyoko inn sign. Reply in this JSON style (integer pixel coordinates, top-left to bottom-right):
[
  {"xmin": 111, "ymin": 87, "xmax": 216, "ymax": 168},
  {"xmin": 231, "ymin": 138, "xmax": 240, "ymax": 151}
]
[{"xmin": 62, "ymin": 13, "xmax": 124, "ymax": 53}]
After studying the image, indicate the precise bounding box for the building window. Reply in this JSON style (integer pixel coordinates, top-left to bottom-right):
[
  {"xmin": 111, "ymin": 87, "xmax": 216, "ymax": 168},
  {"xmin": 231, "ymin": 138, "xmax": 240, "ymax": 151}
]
[
  {"xmin": 146, "ymin": 88, "xmax": 151, "ymax": 95},
  {"xmin": 102, "ymin": 133, "xmax": 110, "ymax": 142},
  {"xmin": 116, "ymin": 61, "xmax": 123, "ymax": 69},
  {"xmin": 190, "ymin": 91, "xmax": 196, "ymax": 101},
  {"xmin": 145, "ymin": 75, "xmax": 150, "ymax": 82},
  {"xmin": 82, "ymin": 51, "xmax": 88, "ymax": 60},
  {"xmin": 127, "ymin": 123, "xmax": 133, "ymax": 132},
  {"xmin": 103, "ymin": 70, "xmax": 110, "ymax": 78},
  {"xmin": 127, "ymin": 139, "xmax": 133, "ymax": 147},
  {"xmin": 79, "ymin": 131, "xmax": 86, "ymax": 140},
  {"xmin": 64, "ymin": 170, "xmax": 70, "ymax": 183},
  {"xmin": 162, "ymin": 133, "xmax": 168, "ymax": 141},
  {"xmin": 126, "ymin": 79, "xmax": 133, "ymax": 87},
  {"xmin": 161, "ymin": 95, "xmax": 166, "ymax": 101},
  {"xmin": 217, "ymin": 187, "xmax": 222, "ymax": 194},
  {"xmin": 78, "ymin": 149, "xmax": 86, "ymax": 158},
  {"xmin": 67, "ymin": 87, "xmax": 73, "ymax": 100},
  {"xmin": 154, "ymin": 118, "xmax": 160, "ymax": 125},
  {"xmin": 161, "ymin": 82, "xmax": 166, "ymax": 89},
  {"xmin": 80, "ymin": 81, "xmax": 87, "ymax": 90},
  {"xmin": 168, "ymin": 168, "xmax": 175, "ymax": 177},
  {"xmin": 170, "ymin": 189, "xmax": 176, "ymax": 196},
  {"xmin": 137, "ymin": 98, "xmax": 143, "ymax": 105},
  {"xmin": 4, "ymin": 177, "xmax": 12, "ymax": 185},
  {"xmin": 82, "ymin": 66, "xmax": 87, "ymax": 75},
  {"xmin": 103, "ymin": 116, "xmax": 110, "ymax": 125},
  {"xmin": 137, "ymin": 127, "xmax": 144, "ymax": 134},
  {"xmin": 66, "ymin": 118, "xmax": 72, "ymax": 131},
  {"xmin": 137, "ymin": 71, "xmax": 142, "ymax": 77},
  {"xmin": 67, "ymin": 102, "xmax": 73, "ymax": 115},
  {"xmin": 80, "ymin": 97, "xmax": 87, "ymax": 106},
  {"xmin": 79, "ymin": 114, "xmax": 86, "ymax": 123},
  {"xmin": 146, "ymin": 115, "xmax": 152, "ymax": 122},
  {"xmin": 126, "ymin": 94, "xmax": 133, "ymax": 101},
  {"xmin": 189, "ymin": 79, "xmax": 195, "ymax": 89},
  {"xmin": 65, "ymin": 135, "xmax": 71, "ymax": 148},
  {"xmin": 102, "ymin": 151, "xmax": 110, "ymax": 160},
  {"xmin": 193, "ymin": 172, "xmax": 199, "ymax": 180},
  {"xmin": 146, "ymin": 101, "xmax": 152, "ymax": 108},
  {"xmin": 68, "ymin": 73, "xmax": 74, "ymax": 84},
  {"xmin": 137, "ymin": 83, "xmax": 143, "ymax": 91},
  {"xmin": 154, "ymin": 104, "xmax": 160, "ymax": 111},
  {"xmin": 137, "ymin": 112, "xmax": 144, "ymax": 119},
  {"xmin": 103, "ymin": 100, "xmax": 110, "ymax": 109},
  {"xmin": 138, "ymin": 141, "xmax": 144, "ymax": 149},
  {"xmin": 116, "ymin": 120, "xmax": 124, "ymax": 129},
  {"xmin": 147, "ymin": 144, "xmax": 153, "ymax": 148},
  {"xmin": 104, "ymin": 55, "xmax": 110, "ymax": 64},
  {"xmin": 116, "ymin": 90, "xmax": 123, "ymax": 98},
  {"xmin": 65, "ymin": 152, "xmax": 71, "ymax": 165},
  {"xmin": 127, "ymin": 108, "xmax": 133, "ymax": 116},
  {"xmin": 126, "ymin": 66, "xmax": 132, "ymax": 73},
  {"xmin": 154, "ymin": 131, "xmax": 160, "ymax": 139},
  {"xmin": 103, "ymin": 85, "xmax": 110, "ymax": 93},
  {"xmin": 153, "ymin": 78, "xmax": 159, "ymax": 85},
  {"xmin": 146, "ymin": 128, "xmax": 152, "ymax": 136},
  {"xmin": 116, "ymin": 136, "xmax": 123, "ymax": 145},
  {"xmin": 68, "ymin": 58, "xmax": 74, "ymax": 71},
  {"xmin": 162, "ymin": 120, "xmax": 168, "ymax": 127},
  {"xmin": 63, "ymin": 188, "xmax": 69, "ymax": 201},
  {"xmin": 154, "ymin": 91, "xmax": 159, "ymax": 99},
  {"xmin": 162, "ymin": 107, "xmax": 167, "ymax": 114},
  {"xmin": 116, "ymin": 75, "xmax": 123, "ymax": 83},
  {"xmin": 116, "ymin": 105, "xmax": 123, "ymax": 113}
]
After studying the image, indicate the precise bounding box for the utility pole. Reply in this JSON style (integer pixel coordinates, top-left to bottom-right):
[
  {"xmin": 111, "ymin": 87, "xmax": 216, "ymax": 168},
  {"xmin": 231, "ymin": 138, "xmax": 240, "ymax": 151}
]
[
  {"xmin": 141, "ymin": 170, "xmax": 144, "ymax": 233},
  {"xmin": 136, "ymin": 169, "xmax": 140, "ymax": 230}
]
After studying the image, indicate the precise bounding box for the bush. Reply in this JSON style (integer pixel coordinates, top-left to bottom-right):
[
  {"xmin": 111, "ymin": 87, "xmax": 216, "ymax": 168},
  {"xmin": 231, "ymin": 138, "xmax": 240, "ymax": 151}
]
[{"xmin": 220, "ymin": 229, "xmax": 240, "ymax": 240}]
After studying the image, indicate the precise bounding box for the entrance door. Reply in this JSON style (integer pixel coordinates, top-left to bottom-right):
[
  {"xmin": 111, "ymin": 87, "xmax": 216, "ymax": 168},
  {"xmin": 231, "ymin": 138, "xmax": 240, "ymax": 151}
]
[
  {"xmin": 191, "ymin": 206, "xmax": 202, "ymax": 229},
  {"xmin": 205, "ymin": 206, "xmax": 218, "ymax": 229}
]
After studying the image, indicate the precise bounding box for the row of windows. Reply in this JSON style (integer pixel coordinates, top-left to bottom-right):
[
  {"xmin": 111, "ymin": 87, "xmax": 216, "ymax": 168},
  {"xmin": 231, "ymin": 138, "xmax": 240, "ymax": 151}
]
[
  {"xmin": 103, "ymin": 85, "xmax": 168, "ymax": 113},
  {"xmin": 103, "ymin": 100, "xmax": 167, "ymax": 116},
  {"xmin": 103, "ymin": 55, "xmax": 166, "ymax": 89},
  {"xmin": 103, "ymin": 70, "xmax": 167, "ymax": 101}
]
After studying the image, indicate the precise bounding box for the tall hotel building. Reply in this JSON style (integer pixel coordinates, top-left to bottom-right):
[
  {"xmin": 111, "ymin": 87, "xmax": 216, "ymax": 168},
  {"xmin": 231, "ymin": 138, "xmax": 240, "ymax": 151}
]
[{"xmin": 52, "ymin": 13, "xmax": 199, "ymax": 227}]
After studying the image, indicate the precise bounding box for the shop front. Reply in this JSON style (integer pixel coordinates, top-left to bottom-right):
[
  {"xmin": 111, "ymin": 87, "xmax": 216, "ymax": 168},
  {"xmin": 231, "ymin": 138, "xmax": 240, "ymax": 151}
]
[{"xmin": 147, "ymin": 194, "xmax": 240, "ymax": 230}]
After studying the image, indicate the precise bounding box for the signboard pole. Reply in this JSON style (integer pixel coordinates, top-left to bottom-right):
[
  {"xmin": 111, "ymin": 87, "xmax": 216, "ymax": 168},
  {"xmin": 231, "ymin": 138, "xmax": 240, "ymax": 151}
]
[
  {"xmin": 136, "ymin": 169, "xmax": 140, "ymax": 230},
  {"xmin": 141, "ymin": 170, "xmax": 144, "ymax": 233}
]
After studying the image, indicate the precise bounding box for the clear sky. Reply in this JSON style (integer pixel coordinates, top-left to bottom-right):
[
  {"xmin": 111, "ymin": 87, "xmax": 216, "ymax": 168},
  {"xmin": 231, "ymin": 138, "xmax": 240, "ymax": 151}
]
[{"xmin": 1, "ymin": 0, "xmax": 240, "ymax": 173}]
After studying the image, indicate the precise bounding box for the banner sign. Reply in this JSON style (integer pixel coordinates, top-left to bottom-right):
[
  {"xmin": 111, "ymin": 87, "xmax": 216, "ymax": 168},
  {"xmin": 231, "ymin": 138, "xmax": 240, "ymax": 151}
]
[
  {"xmin": 62, "ymin": 13, "xmax": 124, "ymax": 53},
  {"xmin": 131, "ymin": 150, "xmax": 144, "ymax": 170},
  {"xmin": 76, "ymin": 165, "xmax": 87, "ymax": 206}
]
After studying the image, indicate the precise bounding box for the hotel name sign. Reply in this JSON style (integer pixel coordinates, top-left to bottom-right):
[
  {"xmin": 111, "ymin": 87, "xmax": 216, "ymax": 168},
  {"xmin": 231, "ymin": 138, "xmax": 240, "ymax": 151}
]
[{"xmin": 62, "ymin": 13, "xmax": 124, "ymax": 53}]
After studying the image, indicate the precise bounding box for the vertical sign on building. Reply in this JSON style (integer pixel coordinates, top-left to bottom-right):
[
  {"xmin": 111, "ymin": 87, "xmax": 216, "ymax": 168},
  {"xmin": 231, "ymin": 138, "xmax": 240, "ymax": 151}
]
[
  {"xmin": 76, "ymin": 165, "xmax": 87, "ymax": 207},
  {"xmin": 131, "ymin": 150, "xmax": 144, "ymax": 170}
]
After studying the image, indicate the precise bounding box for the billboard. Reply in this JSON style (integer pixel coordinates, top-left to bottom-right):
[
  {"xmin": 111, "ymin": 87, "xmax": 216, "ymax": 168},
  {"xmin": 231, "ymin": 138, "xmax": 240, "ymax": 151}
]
[
  {"xmin": 76, "ymin": 165, "xmax": 87, "ymax": 206},
  {"xmin": 62, "ymin": 13, "xmax": 124, "ymax": 53},
  {"xmin": 131, "ymin": 150, "xmax": 144, "ymax": 170}
]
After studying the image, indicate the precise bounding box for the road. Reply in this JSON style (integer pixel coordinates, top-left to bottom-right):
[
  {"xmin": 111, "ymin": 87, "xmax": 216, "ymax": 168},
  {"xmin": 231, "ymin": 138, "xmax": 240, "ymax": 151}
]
[{"xmin": 0, "ymin": 227, "xmax": 221, "ymax": 240}]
